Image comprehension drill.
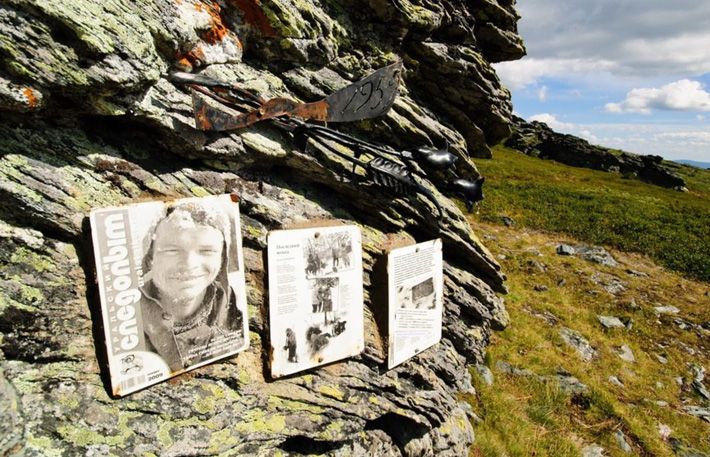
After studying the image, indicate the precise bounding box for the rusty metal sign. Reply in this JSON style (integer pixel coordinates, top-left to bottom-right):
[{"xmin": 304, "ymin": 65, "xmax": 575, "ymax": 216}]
[{"xmin": 171, "ymin": 61, "xmax": 486, "ymax": 218}]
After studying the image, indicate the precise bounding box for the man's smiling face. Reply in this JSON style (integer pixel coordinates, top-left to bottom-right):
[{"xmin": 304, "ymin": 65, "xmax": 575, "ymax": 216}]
[{"xmin": 151, "ymin": 216, "xmax": 224, "ymax": 304}]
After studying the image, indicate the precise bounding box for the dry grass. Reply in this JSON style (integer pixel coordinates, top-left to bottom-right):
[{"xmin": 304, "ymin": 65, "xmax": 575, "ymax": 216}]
[{"xmin": 467, "ymin": 220, "xmax": 710, "ymax": 457}]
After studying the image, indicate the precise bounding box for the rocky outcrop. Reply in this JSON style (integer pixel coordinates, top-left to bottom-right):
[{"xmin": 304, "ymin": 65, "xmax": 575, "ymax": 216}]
[
  {"xmin": 0, "ymin": 0, "xmax": 523, "ymax": 455},
  {"xmin": 505, "ymin": 116, "xmax": 686, "ymax": 189}
]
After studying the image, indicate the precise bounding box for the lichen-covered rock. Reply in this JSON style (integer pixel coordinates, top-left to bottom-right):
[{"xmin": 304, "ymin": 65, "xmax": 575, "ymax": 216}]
[{"xmin": 0, "ymin": 0, "xmax": 524, "ymax": 455}]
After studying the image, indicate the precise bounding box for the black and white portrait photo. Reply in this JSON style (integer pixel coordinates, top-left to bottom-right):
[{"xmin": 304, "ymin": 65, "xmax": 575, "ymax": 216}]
[{"xmin": 91, "ymin": 194, "xmax": 249, "ymax": 395}]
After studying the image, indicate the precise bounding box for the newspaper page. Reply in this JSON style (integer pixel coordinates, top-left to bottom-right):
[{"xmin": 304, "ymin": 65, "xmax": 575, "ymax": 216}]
[
  {"xmin": 268, "ymin": 225, "xmax": 364, "ymax": 378},
  {"xmin": 90, "ymin": 194, "xmax": 249, "ymax": 396},
  {"xmin": 387, "ymin": 239, "xmax": 443, "ymax": 369}
]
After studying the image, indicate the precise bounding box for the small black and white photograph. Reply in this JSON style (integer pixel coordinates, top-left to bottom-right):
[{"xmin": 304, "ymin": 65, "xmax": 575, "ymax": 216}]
[
  {"xmin": 397, "ymin": 277, "xmax": 436, "ymax": 310},
  {"xmin": 90, "ymin": 194, "xmax": 249, "ymax": 396},
  {"xmin": 303, "ymin": 230, "xmax": 353, "ymax": 278},
  {"xmin": 268, "ymin": 225, "xmax": 364, "ymax": 378}
]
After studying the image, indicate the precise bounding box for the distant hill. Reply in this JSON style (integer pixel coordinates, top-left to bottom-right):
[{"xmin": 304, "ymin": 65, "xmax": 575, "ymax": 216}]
[
  {"xmin": 505, "ymin": 116, "xmax": 686, "ymax": 189},
  {"xmin": 676, "ymin": 159, "xmax": 710, "ymax": 169}
]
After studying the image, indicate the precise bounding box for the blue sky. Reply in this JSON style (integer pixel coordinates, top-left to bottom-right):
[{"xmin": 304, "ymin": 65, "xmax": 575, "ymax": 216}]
[{"xmin": 493, "ymin": 0, "xmax": 710, "ymax": 162}]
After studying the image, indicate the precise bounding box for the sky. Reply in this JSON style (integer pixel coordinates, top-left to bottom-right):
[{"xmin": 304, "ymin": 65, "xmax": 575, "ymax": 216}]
[{"xmin": 493, "ymin": 0, "xmax": 710, "ymax": 163}]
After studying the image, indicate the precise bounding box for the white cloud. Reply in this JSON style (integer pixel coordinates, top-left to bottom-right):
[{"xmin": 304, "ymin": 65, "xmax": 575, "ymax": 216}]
[
  {"xmin": 494, "ymin": 58, "xmax": 617, "ymax": 90},
  {"xmin": 605, "ymin": 79, "xmax": 710, "ymax": 114},
  {"xmin": 538, "ymin": 86, "xmax": 548, "ymax": 102},
  {"xmin": 499, "ymin": 0, "xmax": 710, "ymax": 88},
  {"xmin": 529, "ymin": 113, "xmax": 575, "ymax": 132},
  {"xmin": 568, "ymin": 123, "xmax": 710, "ymax": 161}
]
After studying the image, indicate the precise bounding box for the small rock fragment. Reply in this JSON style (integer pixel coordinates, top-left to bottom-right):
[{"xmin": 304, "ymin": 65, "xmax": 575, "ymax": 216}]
[
  {"xmin": 608, "ymin": 376, "xmax": 624, "ymax": 387},
  {"xmin": 560, "ymin": 327, "xmax": 597, "ymax": 362},
  {"xmin": 616, "ymin": 345, "xmax": 635, "ymax": 363},
  {"xmin": 654, "ymin": 305, "xmax": 680, "ymax": 315},
  {"xmin": 556, "ymin": 244, "xmax": 575, "ymax": 256},
  {"xmin": 582, "ymin": 444, "xmax": 606, "ymax": 457},
  {"xmin": 614, "ymin": 430, "xmax": 632, "ymax": 453},
  {"xmin": 598, "ymin": 315, "xmax": 626, "ymax": 329},
  {"xmin": 475, "ymin": 364, "xmax": 494, "ymax": 386}
]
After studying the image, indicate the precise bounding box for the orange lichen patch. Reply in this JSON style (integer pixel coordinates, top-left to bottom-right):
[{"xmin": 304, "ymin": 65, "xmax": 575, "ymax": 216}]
[
  {"xmin": 22, "ymin": 87, "xmax": 39, "ymax": 108},
  {"xmin": 230, "ymin": 0, "xmax": 277, "ymax": 38},
  {"xmin": 194, "ymin": 1, "xmax": 229, "ymax": 44},
  {"xmin": 175, "ymin": 0, "xmax": 243, "ymax": 68}
]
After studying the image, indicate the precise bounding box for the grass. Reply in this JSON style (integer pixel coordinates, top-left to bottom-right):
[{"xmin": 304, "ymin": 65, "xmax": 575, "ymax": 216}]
[
  {"xmin": 466, "ymin": 221, "xmax": 710, "ymax": 457},
  {"xmin": 464, "ymin": 144, "xmax": 710, "ymax": 456},
  {"xmin": 473, "ymin": 145, "xmax": 710, "ymax": 282}
]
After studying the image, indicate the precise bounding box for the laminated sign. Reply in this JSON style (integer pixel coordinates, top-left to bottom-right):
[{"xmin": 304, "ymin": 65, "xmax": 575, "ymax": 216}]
[
  {"xmin": 268, "ymin": 225, "xmax": 364, "ymax": 378},
  {"xmin": 387, "ymin": 239, "xmax": 443, "ymax": 369},
  {"xmin": 90, "ymin": 194, "xmax": 249, "ymax": 396}
]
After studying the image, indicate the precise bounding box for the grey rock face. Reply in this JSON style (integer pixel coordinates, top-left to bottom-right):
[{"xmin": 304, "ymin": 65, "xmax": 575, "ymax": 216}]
[{"xmin": 0, "ymin": 0, "xmax": 524, "ymax": 455}]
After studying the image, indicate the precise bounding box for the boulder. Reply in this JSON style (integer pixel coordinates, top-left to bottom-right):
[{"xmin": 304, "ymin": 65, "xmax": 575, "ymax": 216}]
[{"xmin": 0, "ymin": 0, "xmax": 525, "ymax": 455}]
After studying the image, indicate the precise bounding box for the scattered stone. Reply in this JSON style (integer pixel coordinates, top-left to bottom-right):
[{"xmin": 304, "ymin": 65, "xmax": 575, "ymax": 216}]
[
  {"xmin": 556, "ymin": 244, "xmax": 576, "ymax": 256},
  {"xmin": 625, "ymin": 269, "xmax": 648, "ymax": 277},
  {"xmin": 690, "ymin": 365, "xmax": 710, "ymax": 400},
  {"xmin": 654, "ymin": 305, "xmax": 680, "ymax": 315},
  {"xmin": 553, "ymin": 373, "xmax": 589, "ymax": 396},
  {"xmin": 557, "ymin": 278, "xmax": 566, "ymax": 287},
  {"xmin": 683, "ymin": 405, "xmax": 710, "ymax": 423},
  {"xmin": 655, "ymin": 381, "xmax": 664, "ymax": 389},
  {"xmin": 590, "ymin": 273, "xmax": 626, "ymax": 295},
  {"xmin": 655, "ymin": 401, "xmax": 668, "ymax": 407},
  {"xmin": 608, "ymin": 376, "xmax": 624, "ymax": 387},
  {"xmin": 527, "ymin": 259, "xmax": 547, "ymax": 273},
  {"xmin": 500, "ymin": 215, "xmax": 515, "ymax": 227},
  {"xmin": 674, "ymin": 318, "xmax": 696, "ymax": 331},
  {"xmin": 495, "ymin": 361, "xmax": 534, "ymax": 377},
  {"xmin": 658, "ymin": 423, "xmax": 672, "ymax": 441},
  {"xmin": 496, "ymin": 254, "xmax": 506, "ymax": 260},
  {"xmin": 560, "ymin": 327, "xmax": 597, "ymax": 362},
  {"xmin": 616, "ymin": 345, "xmax": 635, "ymax": 363},
  {"xmin": 614, "ymin": 430, "xmax": 632, "ymax": 453},
  {"xmin": 582, "ymin": 444, "xmax": 606, "ymax": 457},
  {"xmin": 577, "ymin": 245, "xmax": 618, "ymax": 267},
  {"xmin": 475, "ymin": 365, "xmax": 494, "ymax": 386},
  {"xmin": 675, "ymin": 377, "xmax": 684, "ymax": 386},
  {"xmin": 534, "ymin": 284, "xmax": 549, "ymax": 292},
  {"xmin": 669, "ymin": 438, "xmax": 709, "ymax": 457},
  {"xmin": 525, "ymin": 307, "xmax": 559, "ymax": 326},
  {"xmin": 598, "ymin": 315, "xmax": 626, "ymax": 329}
]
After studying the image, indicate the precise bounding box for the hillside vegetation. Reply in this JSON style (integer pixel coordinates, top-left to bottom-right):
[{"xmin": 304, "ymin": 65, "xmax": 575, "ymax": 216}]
[
  {"xmin": 474, "ymin": 145, "xmax": 710, "ymax": 282},
  {"xmin": 465, "ymin": 147, "xmax": 710, "ymax": 456}
]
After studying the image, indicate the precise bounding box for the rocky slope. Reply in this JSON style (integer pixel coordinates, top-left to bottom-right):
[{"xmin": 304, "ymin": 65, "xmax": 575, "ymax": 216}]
[
  {"xmin": 0, "ymin": 0, "xmax": 524, "ymax": 455},
  {"xmin": 505, "ymin": 116, "xmax": 686, "ymax": 190}
]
